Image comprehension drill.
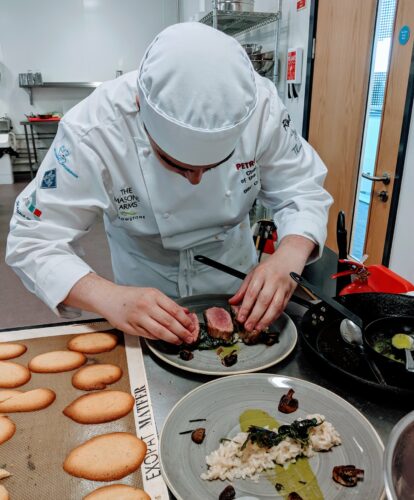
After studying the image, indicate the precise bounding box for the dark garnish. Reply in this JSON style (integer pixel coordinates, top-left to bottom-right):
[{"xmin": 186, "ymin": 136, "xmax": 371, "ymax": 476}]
[
  {"xmin": 179, "ymin": 349, "xmax": 194, "ymax": 361},
  {"xmin": 298, "ymin": 480, "xmax": 307, "ymax": 485},
  {"xmin": 263, "ymin": 331, "xmax": 280, "ymax": 346},
  {"xmin": 189, "ymin": 418, "xmax": 207, "ymax": 422},
  {"xmin": 275, "ymin": 483, "xmax": 284, "ymax": 491},
  {"xmin": 219, "ymin": 485, "xmax": 236, "ymax": 500},
  {"xmin": 220, "ymin": 438, "xmax": 232, "ymax": 444},
  {"xmin": 179, "ymin": 430, "xmax": 194, "ymax": 435},
  {"xmin": 288, "ymin": 493, "xmax": 303, "ymax": 500},
  {"xmin": 332, "ymin": 465, "xmax": 364, "ymax": 487},
  {"xmin": 191, "ymin": 428, "xmax": 206, "ymax": 444},
  {"xmin": 242, "ymin": 418, "xmax": 320, "ymax": 450},
  {"xmin": 278, "ymin": 389, "xmax": 299, "ymax": 414},
  {"xmin": 222, "ymin": 350, "xmax": 238, "ymax": 367},
  {"xmin": 198, "ymin": 324, "xmax": 237, "ymax": 350},
  {"xmin": 157, "ymin": 323, "xmax": 236, "ymax": 355}
]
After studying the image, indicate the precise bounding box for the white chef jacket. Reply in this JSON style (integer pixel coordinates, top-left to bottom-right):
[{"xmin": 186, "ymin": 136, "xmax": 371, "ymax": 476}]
[{"xmin": 6, "ymin": 71, "xmax": 332, "ymax": 316}]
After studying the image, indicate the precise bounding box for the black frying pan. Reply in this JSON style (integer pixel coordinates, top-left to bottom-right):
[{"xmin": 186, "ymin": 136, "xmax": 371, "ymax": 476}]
[
  {"xmin": 300, "ymin": 292, "xmax": 414, "ymax": 397},
  {"xmin": 292, "ymin": 273, "xmax": 414, "ymax": 378}
]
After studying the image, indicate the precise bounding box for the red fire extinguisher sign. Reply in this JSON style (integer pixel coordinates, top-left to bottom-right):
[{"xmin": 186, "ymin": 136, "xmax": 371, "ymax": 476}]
[{"xmin": 287, "ymin": 51, "xmax": 296, "ymax": 81}]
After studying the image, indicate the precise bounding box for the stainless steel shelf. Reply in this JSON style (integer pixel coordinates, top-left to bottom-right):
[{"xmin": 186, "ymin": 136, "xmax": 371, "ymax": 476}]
[
  {"xmin": 19, "ymin": 82, "xmax": 102, "ymax": 105},
  {"xmin": 199, "ymin": 11, "xmax": 280, "ymax": 37}
]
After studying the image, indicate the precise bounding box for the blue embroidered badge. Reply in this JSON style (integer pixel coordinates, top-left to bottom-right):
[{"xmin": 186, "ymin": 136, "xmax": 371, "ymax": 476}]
[{"xmin": 40, "ymin": 169, "xmax": 57, "ymax": 189}]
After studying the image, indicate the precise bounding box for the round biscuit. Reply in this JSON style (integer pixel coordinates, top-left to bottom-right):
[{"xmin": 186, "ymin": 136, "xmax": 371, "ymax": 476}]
[
  {"xmin": 0, "ymin": 416, "xmax": 16, "ymax": 445},
  {"xmin": 63, "ymin": 432, "xmax": 147, "ymax": 481},
  {"xmin": 84, "ymin": 484, "xmax": 151, "ymax": 500},
  {"xmin": 0, "ymin": 484, "xmax": 9, "ymax": 500},
  {"xmin": 0, "ymin": 361, "xmax": 31, "ymax": 388},
  {"xmin": 0, "ymin": 388, "xmax": 56, "ymax": 412},
  {"xmin": 0, "ymin": 343, "xmax": 27, "ymax": 360},
  {"xmin": 63, "ymin": 390, "xmax": 134, "ymax": 424},
  {"xmin": 68, "ymin": 333, "xmax": 118, "ymax": 354},
  {"xmin": 29, "ymin": 351, "xmax": 86, "ymax": 373},
  {"xmin": 0, "ymin": 389, "xmax": 23, "ymax": 403},
  {"xmin": 72, "ymin": 364, "xmax": 122, "ymax": 391}
]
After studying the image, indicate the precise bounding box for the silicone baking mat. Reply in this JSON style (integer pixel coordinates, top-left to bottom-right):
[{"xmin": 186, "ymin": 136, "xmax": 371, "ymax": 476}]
[{"xmin": 0, "ymin": 320, "xmax": 168, "ymax": 499}]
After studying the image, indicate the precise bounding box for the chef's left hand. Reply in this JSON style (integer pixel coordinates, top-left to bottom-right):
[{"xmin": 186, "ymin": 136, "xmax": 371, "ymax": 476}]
[{"xmin": 228, "ymin": 235, "xmax": 316, "ymax": 332}]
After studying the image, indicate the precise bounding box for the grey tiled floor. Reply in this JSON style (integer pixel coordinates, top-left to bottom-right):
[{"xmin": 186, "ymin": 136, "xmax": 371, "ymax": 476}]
[{"xmin": 0, "ymin": 182, "xmax": 113, "ymax": 330}]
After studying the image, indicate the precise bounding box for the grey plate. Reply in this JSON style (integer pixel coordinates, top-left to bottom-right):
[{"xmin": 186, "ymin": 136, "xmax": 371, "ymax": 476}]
[
  {"xmin": 145, "ymin": 294, "xmax": 297, "ymax": 376},
  {"xmin": 160, "ymin": 374, "xmax": 384, "ymax": 500}
]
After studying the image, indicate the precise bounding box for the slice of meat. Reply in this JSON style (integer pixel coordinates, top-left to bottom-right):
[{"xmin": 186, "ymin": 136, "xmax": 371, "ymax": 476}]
[
  {"xmin": 231, "ymin": 304, "xmax": 267, "ymax": 345},
  {"xmin": 230, "ymin": 304, "xmax": 243, "ymax": 332},
  {"xmin": 239, "ymin": 329, "xmax": 262, "ymax": 345},
  {"xmin": 204, "ymin": 308, "xmax": 234, "ymax": 341},
  {"xmin": 230, "ymin": 304, "xmax": 261, "ymax": 344}
]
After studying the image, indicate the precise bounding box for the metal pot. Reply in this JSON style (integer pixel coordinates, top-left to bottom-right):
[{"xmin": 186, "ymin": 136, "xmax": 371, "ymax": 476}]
[
  {"xmin": 363, "ymin": 316, "xmax": 414, "ymax": 377},
  {"xmin": 217, "ymin": 0, "xmax": 255, "ymax": 13},
  {"xmin": 384, "ymin": 410, "xmax": 414, "ymax": 500}
]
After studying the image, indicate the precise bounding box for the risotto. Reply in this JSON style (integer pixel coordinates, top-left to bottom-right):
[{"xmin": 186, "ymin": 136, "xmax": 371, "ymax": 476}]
[{"xmin": 200, "ymin": 414, "xmax": 341, "ymax": 482}]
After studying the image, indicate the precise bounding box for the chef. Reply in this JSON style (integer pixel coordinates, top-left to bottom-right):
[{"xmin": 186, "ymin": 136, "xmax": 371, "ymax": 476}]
[{"xmin": 6, "ymin": 23, "xmax": 332, "ymax": 344}]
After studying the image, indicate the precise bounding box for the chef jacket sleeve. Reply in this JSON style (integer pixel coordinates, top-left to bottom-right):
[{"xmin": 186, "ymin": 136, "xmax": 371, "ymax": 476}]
[
  {"xmin": 6, "ymin": 121, "xmax": 113, "ymax": 316},
  {"xmin": 256, "ymin": 85, "xmax": 333, "ymax": 261}
]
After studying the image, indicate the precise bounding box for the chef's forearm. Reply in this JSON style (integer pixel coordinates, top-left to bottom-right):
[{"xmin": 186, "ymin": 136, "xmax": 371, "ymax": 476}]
[
  {"xmin": 277, "ymin": 234, "xmax": 316, "ymax": 260},
  {"xmin": 63, "ymin": 273, "xmax": 117, "ymax": 316}
]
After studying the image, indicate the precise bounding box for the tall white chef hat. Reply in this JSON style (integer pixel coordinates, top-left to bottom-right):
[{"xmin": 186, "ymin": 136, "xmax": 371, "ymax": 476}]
[{"xmin": 137, "ymin": 22, "xmax": 258, "ymax": 166}]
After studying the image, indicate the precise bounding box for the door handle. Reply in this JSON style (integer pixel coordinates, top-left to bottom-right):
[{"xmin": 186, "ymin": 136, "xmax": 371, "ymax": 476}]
[{"xmin": 361, "ymin": 172, "xmax": 391, "ymax": 185}]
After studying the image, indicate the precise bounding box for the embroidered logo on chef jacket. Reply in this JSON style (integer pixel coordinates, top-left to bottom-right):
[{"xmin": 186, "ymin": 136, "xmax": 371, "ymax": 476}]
[
  {"xmin": 54, "ymin": 145, "xmax": 79, "ymax": 179},
  {"xmin": 235, "ymin": 159, "xmax": 259, "ymax": 194},
  {"xmin": 114, "ymin": 186, "xmax": 145, "ymax": 221},
  {"xmin": 23, "ymin": 191, "xmax": 42, "ymax": 218},
  {"xmin": 15, "ymin": 200, "xmax": 32, "ymax": 221},
  {"xmin": 40, "ymin": 168, "xmax": 57, "ymax": 189},
  {"xmin": 282, "ymin": 113, "xmax": 303, "ymax": 156}
]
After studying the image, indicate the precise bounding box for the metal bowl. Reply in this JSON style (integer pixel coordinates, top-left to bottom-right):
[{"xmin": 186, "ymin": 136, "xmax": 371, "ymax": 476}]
[
  {"xmin": 217, "ymin": 0, "xmax": 255, "ymax": 13},
  {"xmin": 384, "ymin": 410, "xmax": 414, "ymax": 499}
]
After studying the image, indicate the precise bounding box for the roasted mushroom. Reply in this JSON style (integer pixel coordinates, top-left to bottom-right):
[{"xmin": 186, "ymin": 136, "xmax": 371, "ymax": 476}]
[
  {"xmin": 222, "ymin": 350, "xmax": 238, "ymax": 367},
  {"xmin": 263, "ymin": 331, "xmax": 280, "ymax": 346},
  {"xmin": 278, "ymin": 388, "xmax": 299, "ymax": 414},
  {"xmin": 332, "ymin": 465, "xmax": 364, "ymax": 487},
  {"xmin": 219, "ymin": 485, "xmax": 236, "ymax": 500},
  {"xmin": 179, "ymin": 349, "xmax": 194, "ymax": 361},
  {"xmin": 191, "ymin": 427, "xmax": 206, "ymax": 444},
  {"xmin": 288, "ymin": 493, "xmax": 303, "ymax": 500}
]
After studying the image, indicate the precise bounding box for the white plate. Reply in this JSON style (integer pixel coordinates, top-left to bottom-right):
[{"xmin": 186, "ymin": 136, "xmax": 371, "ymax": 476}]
[
  {"xmin": 145, "ymin": 294, "xmax": 297, "ymax": 376},
  {"xmin": 160, "ymin": 374, "xmax": 384, "ymax": 500}
]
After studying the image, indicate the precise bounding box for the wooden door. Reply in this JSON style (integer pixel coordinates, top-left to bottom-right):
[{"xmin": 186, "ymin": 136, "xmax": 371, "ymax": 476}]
[
  {"xmin": 364, "ymin": 0, "xmax": 414, "ymax": 264},
  {"xmin": 308, "ymin": 0, "xmax": 378, "ymax": 250}
]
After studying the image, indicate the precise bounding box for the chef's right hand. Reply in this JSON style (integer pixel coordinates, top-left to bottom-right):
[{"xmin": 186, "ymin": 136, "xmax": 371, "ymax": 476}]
[
  {"xmin": 64, "ymin": 274, "xmax": 195, "ymax": 344},
  {"xmin": 104, "ymin": 286, "xmax": 196, "ymax": 344}
]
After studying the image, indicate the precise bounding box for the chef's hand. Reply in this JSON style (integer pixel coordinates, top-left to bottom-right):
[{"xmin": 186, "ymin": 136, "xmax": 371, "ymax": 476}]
[
  {"xmin": 228, "ymin": 235, "xmax": 316, "ymax": 332},
  {"xmin": 64, "ymin": 273, "xmax": 196, "ymax": 344}
]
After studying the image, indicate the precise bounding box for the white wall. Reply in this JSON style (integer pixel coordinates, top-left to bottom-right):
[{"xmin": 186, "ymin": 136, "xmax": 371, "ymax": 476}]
[
  {"xmin": 0, "ymin": 0, "xmax": 178, "ymax": 136},
  {"xmin": 389, "ymin": 102, "xmax": 414, "ymax": 283},
  {"xmin": 178, "ymin": 0, "xmax": 312, "ymax": 134}
]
